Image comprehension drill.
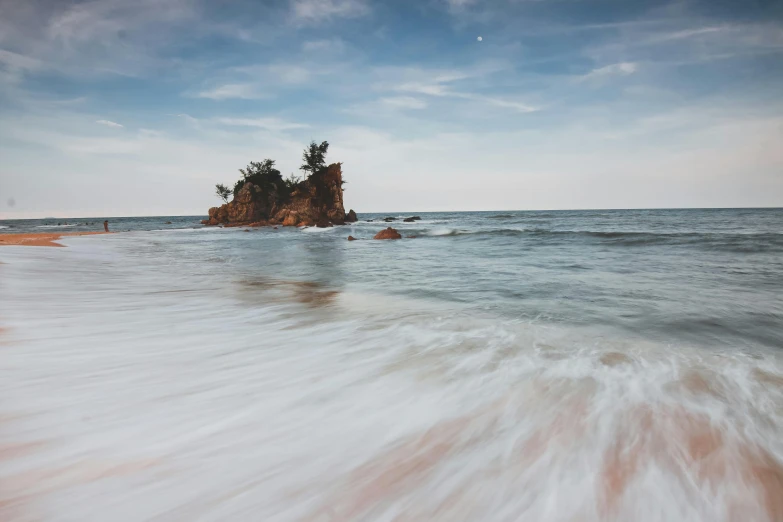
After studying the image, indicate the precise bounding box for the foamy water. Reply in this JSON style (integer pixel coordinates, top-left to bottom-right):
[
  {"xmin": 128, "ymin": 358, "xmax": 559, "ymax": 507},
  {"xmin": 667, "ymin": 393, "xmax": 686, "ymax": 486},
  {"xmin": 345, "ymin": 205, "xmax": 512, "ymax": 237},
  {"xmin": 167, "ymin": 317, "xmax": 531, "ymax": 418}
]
[{"xmin": 1, "ymin": 210, "xmax": 783, "ymax": 521}]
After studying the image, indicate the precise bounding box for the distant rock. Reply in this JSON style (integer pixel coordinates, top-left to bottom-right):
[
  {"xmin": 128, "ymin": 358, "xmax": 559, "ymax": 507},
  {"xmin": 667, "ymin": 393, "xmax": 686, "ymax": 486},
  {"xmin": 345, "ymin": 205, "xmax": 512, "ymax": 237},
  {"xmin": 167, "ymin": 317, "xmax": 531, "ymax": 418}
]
[
  {"xmin": 366, "ymin": 219, "xmax": 373, "ymax": 222},
  {"xmin": 345, "ymin": 209, "xmax": 358, "ymax": 222},
  {"xmin": 403, "ymin": 216, "xmax": 421, "ymax": 222},
  {"xmin": 165, "ymin": 221, "xmax": 172, "ymax": 224},
  {"xmin": 383, "ymin": 217, "xmax": 396, "ymax": 222},
  {"xmin": 373, "ymin": 227, "xmax": 402, "ymax": 240},
  {"xmin": 347, "ymin": 235, "xmax": 356, "ymax": 241}
]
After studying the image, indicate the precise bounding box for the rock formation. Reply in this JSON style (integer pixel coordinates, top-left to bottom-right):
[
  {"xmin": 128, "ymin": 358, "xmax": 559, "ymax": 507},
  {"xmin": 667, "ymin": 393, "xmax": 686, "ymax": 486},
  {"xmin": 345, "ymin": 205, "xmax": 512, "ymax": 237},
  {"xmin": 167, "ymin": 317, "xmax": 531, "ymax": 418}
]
[
  {"xmin": 373, "ymin": 227, "xmax": 402, "ymax": 240},
  {"xmin": 204, "ymin": 163, "xmax": 347, "ymax": 227},
  {"xmin": 345, "ymin": 209, "xmax": 358, "ymax": 222}
]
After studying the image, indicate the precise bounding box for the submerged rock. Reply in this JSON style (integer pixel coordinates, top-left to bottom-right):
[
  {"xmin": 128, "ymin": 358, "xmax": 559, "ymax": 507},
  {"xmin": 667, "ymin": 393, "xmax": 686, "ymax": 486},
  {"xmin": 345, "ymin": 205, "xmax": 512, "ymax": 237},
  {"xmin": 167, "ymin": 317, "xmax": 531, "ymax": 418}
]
[
  {"xmin": 383, "ymin": 217, "xmax": 396, "ymax": 222},
  {"xmin": 373, "ymin": 227, "xmax": 402, "ymax": 240}
]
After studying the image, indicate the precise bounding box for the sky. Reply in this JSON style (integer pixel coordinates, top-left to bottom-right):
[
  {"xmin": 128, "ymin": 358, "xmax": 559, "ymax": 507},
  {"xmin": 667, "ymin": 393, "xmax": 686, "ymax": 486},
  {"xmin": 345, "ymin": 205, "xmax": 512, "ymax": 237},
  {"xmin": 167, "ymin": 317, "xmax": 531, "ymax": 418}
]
[{"xmin": 0, "ymin": 0, "xmax": 782, "ymax": 218}]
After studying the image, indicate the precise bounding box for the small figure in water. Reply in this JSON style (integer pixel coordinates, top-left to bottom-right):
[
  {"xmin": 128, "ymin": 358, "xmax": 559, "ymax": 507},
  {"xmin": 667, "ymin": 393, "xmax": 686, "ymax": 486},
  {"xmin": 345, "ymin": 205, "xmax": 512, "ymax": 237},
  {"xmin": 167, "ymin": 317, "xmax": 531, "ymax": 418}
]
[{"xmin": 103, "ymin": 220, "xmax": 109, "ymax": 232}]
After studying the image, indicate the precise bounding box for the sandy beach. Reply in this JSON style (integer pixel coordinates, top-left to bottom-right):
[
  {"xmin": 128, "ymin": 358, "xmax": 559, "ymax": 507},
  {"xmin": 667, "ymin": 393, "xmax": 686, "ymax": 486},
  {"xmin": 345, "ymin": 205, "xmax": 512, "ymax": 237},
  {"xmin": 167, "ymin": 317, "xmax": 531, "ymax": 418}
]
[{"xmin": 0, "ymin": 232, "xmax": 111, "ymax": 247}]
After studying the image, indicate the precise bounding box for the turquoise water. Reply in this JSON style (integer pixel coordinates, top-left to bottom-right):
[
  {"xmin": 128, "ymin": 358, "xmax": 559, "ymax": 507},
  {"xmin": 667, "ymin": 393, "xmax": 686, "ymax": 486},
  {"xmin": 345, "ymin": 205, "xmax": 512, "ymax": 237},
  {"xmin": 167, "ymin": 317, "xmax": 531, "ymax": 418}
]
[{"xmin": 1, "ymin": 208, "xmax": 782, "ymax": 520}]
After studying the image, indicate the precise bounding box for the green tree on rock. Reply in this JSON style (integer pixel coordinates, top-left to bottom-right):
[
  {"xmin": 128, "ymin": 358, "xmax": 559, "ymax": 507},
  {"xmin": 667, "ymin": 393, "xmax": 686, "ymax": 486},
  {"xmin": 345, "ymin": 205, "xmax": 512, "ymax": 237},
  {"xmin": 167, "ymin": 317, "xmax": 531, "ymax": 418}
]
[
  {"xmin": 300, "ymin": 141, "xmax": 329, "ymax": 179},
  {"xmin": 235, "ymin": 159, "xmax": 286, "ymax": 198},
  {"xmin": 215, "ymin": 183, "xmax": 232, "ymax": 203}
]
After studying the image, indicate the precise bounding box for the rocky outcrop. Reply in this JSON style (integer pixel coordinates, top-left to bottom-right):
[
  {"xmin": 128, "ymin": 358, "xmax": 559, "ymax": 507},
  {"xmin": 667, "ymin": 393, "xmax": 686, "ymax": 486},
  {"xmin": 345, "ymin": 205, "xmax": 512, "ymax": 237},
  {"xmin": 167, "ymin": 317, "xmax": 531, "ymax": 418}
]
[
  {"xmin": 204, "ymin": 182, "xmax": 279, "ymax": 226},
  {"xmin": 205, "ymin": 163, "xmax": 347, "ymax": 227},
  {"xmin": 345, "ymin": 209, "xmax": 358, "ymax": 222},
  {"xmin": 403, "ymin": 216, "xmax": 421, "ymax": 222},
  {"xmin": 347, "ymin": 235, "xmax": 356, "ymax": 241},
  {"xmin": 373, "ymin": 227, "xmax": 402, "ymax": 240}
]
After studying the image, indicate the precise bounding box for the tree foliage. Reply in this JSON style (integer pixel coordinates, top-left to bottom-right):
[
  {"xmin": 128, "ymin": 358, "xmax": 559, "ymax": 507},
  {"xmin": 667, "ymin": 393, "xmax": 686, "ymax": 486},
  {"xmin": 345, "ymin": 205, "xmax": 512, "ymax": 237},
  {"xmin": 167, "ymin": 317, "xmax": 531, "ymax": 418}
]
[
  {"xmin": 215, "ymin": 183, "xmax": 232, "ymax": 203},
  {"xmin": 234, "ymin": 159, "xmax": 287, "ymax": 199},
  {"xmin": 300, "ymin": 141, "xmax": 329, "ymax": 179}
]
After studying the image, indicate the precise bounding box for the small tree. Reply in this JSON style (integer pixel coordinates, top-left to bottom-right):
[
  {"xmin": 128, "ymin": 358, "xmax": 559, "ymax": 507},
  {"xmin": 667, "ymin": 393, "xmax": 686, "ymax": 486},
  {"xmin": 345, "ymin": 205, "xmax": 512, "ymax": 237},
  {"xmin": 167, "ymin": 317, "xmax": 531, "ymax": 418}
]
[
  {"xmin": 215, "ymin": 183, "xmax": 231, "ymax": 203},
  {"xmin": 284, "ymin": 173, "xmax": 301, "ymax": 191},
  {"xmin": 300, "ymin": 140, "xmax": 329, "ymax": 179}
]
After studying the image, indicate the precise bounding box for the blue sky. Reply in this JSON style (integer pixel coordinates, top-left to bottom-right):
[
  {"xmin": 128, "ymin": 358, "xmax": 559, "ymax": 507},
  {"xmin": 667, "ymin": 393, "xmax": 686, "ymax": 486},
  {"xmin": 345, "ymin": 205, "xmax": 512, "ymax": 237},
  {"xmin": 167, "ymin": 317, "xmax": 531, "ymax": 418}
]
[{"xmin": 0, "ymin": 0, "xmax": 781, "ymax": 217}]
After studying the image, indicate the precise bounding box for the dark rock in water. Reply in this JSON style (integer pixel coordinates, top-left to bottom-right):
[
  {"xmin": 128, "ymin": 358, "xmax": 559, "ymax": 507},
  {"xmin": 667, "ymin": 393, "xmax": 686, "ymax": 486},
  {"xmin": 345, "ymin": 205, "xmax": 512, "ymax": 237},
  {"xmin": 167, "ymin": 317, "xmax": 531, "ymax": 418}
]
[
  {"xmin": 243, "ymin": 229, "xmax": 251, "ymax": 232},
  {"xmin": 411, "ymin": 216, "xmax": 421, "ymax": 221},
  {"xmin": 165, "ymin": 221, "xmax": 172, "ymax": 224},
  {"xmin": 383, "ymin": 217, "xmax": 396, "ymax": 222},
  {"xmin": 345, "ymin": 209, "xmax": 358, "ymax": 223},
  {"xmin": 347, "ymin": 235, "xmax": 356, "ymax": 241},
  {"xmin": 316, "ymin": 219, "xmax": 333, "ymax": 228},
  {"xmin": 374, "ymin": 227, "xmax": 402, "ymax": 240},
  {"xmin": 273, "ymin": 226, "xmax": 278, "ymax": 229},
  {"xmin": 403, "ymin": 217, "xmax": 418, "ymax": 222},
  {"xmin": 366, "ymin": 219, "xmax": 373, "ymax": 222}
]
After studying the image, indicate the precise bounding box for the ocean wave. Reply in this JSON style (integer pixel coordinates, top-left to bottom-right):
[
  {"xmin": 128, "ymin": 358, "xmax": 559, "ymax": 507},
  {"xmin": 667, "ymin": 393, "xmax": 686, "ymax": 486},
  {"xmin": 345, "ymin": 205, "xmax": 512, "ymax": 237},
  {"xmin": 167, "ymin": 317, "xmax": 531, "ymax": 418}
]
[
  {"xmin": 423, "ymin": 227, "xmax": 783, "ymax": 250},
  {"xmin": 36, "ymin": 224, "xmax": 78, "ymax": 228},
  {"xmin": 0, "ymin": 225, "xmax": 8, "ymax": 229}
]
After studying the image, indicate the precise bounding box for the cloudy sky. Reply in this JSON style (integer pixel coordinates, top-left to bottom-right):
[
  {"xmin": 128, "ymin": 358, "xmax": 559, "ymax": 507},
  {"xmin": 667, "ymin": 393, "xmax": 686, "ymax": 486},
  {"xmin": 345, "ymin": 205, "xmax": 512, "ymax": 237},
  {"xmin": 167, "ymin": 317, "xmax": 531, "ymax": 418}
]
[{"xmin": 0, "ymin": 0, "xmax": 781, "ymax": 218}]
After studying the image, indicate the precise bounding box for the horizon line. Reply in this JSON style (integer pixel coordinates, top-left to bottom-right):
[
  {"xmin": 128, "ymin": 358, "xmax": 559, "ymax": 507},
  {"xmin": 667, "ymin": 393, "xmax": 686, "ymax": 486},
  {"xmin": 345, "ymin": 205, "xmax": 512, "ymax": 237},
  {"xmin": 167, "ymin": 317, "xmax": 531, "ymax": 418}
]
[{"xmin": 2, "ymin": 205, "xmax": 782, "ymax": 221}]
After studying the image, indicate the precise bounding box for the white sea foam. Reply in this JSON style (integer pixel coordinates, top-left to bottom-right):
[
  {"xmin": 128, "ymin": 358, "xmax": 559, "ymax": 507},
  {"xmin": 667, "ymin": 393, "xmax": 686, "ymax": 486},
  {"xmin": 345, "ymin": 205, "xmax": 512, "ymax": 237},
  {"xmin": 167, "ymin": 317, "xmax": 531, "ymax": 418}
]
[
  {"xmin": 1, "ymin": 231, "xmax": 782, "ymax": 521},
  {"xmin": 35, "ymin": 224, "xmax": 77, "ymax": 228},
  {"xmin": 0, "ymin": 225, "xmax": 8, "ymax": 229}
]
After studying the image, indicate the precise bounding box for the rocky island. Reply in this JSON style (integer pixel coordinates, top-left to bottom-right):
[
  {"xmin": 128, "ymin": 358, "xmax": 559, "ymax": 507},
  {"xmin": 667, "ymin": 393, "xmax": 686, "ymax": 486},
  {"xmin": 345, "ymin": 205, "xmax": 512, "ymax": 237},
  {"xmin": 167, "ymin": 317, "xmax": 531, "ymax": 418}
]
[{"xmin": 204, "ymin": 140, "xmax": 358, "ymax": 228}]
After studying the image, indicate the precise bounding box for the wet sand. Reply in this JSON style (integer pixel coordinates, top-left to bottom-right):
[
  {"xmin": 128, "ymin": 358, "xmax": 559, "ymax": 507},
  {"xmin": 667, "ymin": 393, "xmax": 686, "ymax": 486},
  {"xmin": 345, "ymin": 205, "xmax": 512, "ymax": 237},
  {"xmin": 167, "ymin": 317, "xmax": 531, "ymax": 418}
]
[{"xmin": 0, "ymin": 232, "xmax": 111, "ymax": 247}]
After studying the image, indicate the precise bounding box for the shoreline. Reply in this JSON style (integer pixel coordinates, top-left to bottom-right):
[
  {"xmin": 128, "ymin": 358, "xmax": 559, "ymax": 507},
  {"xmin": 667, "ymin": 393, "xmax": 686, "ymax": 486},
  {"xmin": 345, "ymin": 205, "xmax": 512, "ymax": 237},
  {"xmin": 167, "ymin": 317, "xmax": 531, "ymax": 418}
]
[{"xmin": 0, "ymin": 232, "xmax": 112, "ymax": 247}]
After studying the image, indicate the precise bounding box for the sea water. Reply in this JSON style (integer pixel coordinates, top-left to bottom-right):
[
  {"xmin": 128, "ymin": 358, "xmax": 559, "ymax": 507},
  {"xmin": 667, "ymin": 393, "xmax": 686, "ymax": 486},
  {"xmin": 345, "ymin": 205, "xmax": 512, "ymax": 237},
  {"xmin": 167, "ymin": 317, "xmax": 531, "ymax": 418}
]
[{"xmin": 1, "ymin": 209, "xmax": 782, "ymax": 521}]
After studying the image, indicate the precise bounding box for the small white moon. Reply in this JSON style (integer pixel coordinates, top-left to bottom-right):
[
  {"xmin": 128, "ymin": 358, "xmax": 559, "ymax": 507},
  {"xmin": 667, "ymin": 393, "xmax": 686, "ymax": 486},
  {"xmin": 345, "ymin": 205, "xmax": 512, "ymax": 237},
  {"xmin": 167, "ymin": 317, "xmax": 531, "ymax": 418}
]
[{"xmin": 477, "ymin": 36, "xmax": 483, "ymax": 42}]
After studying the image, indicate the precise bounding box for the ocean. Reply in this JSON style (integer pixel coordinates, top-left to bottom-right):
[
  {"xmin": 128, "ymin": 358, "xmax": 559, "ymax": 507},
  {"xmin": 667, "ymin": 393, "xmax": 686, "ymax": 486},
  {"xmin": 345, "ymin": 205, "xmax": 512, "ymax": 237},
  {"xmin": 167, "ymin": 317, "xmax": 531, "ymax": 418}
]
[{"xmin": 1, "ymin": 208, "xmax": 782, "ymax": 521}]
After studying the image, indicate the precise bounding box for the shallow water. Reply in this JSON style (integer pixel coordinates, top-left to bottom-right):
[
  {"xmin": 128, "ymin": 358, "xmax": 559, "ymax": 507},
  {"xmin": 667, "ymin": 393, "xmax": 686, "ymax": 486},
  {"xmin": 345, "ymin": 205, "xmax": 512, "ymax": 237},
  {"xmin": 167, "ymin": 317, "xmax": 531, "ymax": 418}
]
[{"xmin": 1, "ymin": 209, "xmax": 782, "ymax": 521}]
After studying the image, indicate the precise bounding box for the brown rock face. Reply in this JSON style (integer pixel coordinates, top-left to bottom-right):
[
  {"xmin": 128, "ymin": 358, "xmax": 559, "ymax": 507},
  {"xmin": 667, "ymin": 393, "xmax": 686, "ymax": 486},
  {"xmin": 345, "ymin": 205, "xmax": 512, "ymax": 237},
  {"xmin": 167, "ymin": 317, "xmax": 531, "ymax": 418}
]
[
  {"xmin": 347, "ymin": 236, "xmax": 356, "ymax": 241},
  {"xmin": 205, "ymin": 163, "xmax": 347, "ymax": 227},
  {"xmin": 373, "ymin": 227, "xmax": 402, "ymax": 240},
  {"xmin": 282, "ymin": 211, "xmax": 300, "ymax": 227},
  {"xmin": 345, "ymin": 209, "xmax": 358, "ymax": 222}
]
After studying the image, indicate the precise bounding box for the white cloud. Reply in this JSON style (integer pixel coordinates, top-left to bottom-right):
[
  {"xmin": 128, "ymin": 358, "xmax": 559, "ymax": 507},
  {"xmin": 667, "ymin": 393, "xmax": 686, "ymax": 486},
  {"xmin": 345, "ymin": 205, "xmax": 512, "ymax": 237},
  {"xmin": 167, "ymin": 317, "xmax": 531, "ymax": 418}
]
[
  {"xmin": 194, "ymin": 84, "xmax": 265, "ymax": 100},
  {"xmin": 472, "ymin": 95, "xmax": 538, "ymax": 113},
  {"xmin": 445, "ymin": 0, "xmax": 476, "ymax": 10},
  {"xmin": 265, "ymin": 64, "xmax": 311, "ymax": 84},
  {"xmin": 380, "ymin": 97, "xmax": 427, "ymax": 110},
  {"xmin": 387, "ymin": 66, "xmax": 537, "ymax": 113},
  {"xmin": 96, "ymin": 119, "xmax": 124, "ymax": 128},
  {"xmin": 579, "ymin": 62, "xmax": 638, "ymax": 82},
  {"xmin": 302, "ymin": 38, "xmax": 347, "ymax": 53},
  {"xmin": 215, "ymin": 117, "xmax": 309, "ymax": 131},
  {"xmin": 291, "ymin": 0, "xmax": 369, "ymax": 23}
]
